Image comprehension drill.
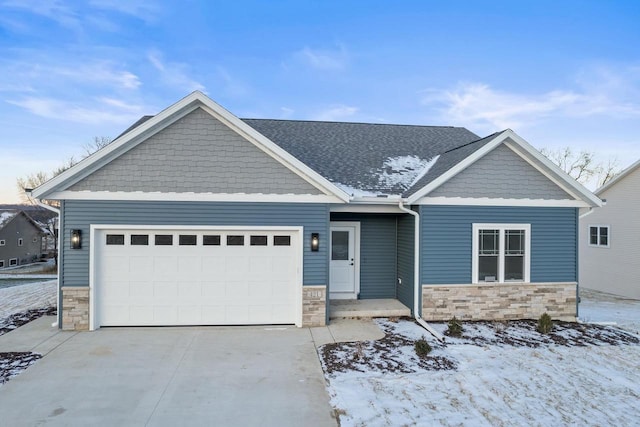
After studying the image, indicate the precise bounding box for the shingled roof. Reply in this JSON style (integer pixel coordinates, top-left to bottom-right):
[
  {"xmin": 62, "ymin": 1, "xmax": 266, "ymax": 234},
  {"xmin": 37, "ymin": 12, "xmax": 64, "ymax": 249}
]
[{"xmin": 242, "ymin": 119, "xmax": 482, "ymax": 197}]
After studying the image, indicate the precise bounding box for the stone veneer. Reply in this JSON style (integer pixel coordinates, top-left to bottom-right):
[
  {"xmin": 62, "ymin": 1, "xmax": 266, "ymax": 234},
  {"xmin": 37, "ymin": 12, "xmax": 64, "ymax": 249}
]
[
  {"xmin": 61, "ymin": 286, "xmax": 90, "ymax": 331},
  {"xmin": 302, "ymin": 285, "xmax": 326, "ymax": 327},
  {"xmin": 422, "ymin": 283, "xmax": 577, "ymax": 321}
]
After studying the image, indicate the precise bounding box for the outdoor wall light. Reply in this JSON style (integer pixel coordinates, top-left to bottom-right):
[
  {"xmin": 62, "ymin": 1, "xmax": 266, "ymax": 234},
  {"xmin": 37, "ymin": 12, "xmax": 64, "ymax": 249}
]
[
  {"xmin": 311, "ymin": 233, "xmax": 320, "ymax": 252},
  {"xmin": 71, "ymin": 229, "xmax": 82, "ymax": 249}
]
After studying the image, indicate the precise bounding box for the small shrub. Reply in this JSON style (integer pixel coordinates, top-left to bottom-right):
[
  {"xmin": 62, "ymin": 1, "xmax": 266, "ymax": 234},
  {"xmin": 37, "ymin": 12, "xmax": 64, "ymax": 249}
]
[
  {"xmin": 537, "ymin": 312, "xmax": 553, "ymax": 334},
  {"xmin": 415, "ymin": 337, "xmax": 432, "ymax": 358},
  {"xmin": 354, "ymin": 342, "xmax": 365, "ymax": 360},
  {"xmin": 447, "ymin": 316, "xmax": 464, "ymax": 337}
]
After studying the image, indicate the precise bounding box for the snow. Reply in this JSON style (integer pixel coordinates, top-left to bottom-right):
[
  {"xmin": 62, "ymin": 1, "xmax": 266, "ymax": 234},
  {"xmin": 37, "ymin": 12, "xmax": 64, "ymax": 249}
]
[
  {"xmin": 321, "ymin": 293, "xmax": 640, "ymax": 426},
  {"xmin": 0, "ymin": 211, "xmax": 17, "ymax": 228}
]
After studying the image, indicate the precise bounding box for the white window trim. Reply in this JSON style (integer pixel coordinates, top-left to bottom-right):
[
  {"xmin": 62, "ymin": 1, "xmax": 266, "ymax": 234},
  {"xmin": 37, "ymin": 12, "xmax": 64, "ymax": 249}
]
[
  {"xmin": 0, "ymin": 260, "xmax": 4, "ymax": 268},
  {"xmin": 0, "ymin": 239, "xmax": 5, "ymax": 246},
  {"xmin": 9, "ymin": 258, "xmax": 18, "ymax": 266},
  {"xmin": 17, "ymin": 238, "xmax": 23, "ymax": 246},
  {"xmin": 588, "ymin": 224, "xmax": 610, "ymax": 248},
  {"xmin": 472, "ymin": 223, "xmax": 531, "ymax": 284}
]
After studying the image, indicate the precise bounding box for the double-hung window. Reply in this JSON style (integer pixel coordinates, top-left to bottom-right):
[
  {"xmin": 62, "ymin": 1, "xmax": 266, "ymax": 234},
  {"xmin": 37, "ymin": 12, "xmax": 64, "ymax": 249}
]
[
  {"xmin": 588, "ymin": 225, "xmax": 609, "ymax": 247},
  {"xmin": 473, "ymin": 224, "xmax": 530, "ymax": 283}
]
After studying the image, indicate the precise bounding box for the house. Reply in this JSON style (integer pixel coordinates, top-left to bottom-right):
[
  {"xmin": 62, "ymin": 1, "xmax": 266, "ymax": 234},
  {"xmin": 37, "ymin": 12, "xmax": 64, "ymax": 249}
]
[
  {"xmin": 0, "ymin": 210, "xmax": 46, "ymax": 268},
  {"xmin": 30, "ymin": 91, "xmax": 601, "ymax": 331},
  {"xmin": 579, "ymin": 160, "xmax": 640, "ymax": 299}
]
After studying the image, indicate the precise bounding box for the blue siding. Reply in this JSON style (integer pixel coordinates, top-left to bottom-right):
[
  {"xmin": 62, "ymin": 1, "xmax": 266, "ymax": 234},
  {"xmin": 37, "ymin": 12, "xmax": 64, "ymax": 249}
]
[
  {"xmin": 331, "ymin": 213, "xmax": 397, "ymax": 299},
  {"xmin": 396, "ymin": 213, "xmax": 415, "ymax": 312},
  {"xmin": 420, "ymin": 205, "xmax": 578, "ymax": 284},
  {"xmin": 61, "ymin": 201, "xmax": 329, "ymax": 287}
]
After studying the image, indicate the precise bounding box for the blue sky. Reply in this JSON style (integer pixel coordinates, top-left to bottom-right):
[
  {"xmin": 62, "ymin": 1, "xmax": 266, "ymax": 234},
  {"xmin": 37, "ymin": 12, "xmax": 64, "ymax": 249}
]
[{"xmin": 1, "ymin": 0, "xmax": 639, "ymax": 202}]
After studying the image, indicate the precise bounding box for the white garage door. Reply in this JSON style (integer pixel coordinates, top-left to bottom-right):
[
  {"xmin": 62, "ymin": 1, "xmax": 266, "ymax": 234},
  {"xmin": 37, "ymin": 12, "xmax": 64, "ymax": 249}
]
[{"xmin": 93, "ymin": 227, "xmax": 300, "ymax": 327}]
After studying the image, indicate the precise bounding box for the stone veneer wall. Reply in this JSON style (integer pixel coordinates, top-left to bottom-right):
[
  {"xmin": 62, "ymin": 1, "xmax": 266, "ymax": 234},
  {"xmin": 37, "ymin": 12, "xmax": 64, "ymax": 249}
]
[
  {"xmin": 422, "ymin": 283, "xmax": 577, "ymax": 321},
  {"xmin": 302, "ymin": 285, "xmax": 326, "ymax": 327},
  {"xmin": 61, "ymin": 287, "xmax": 90, "ymax": 331}
]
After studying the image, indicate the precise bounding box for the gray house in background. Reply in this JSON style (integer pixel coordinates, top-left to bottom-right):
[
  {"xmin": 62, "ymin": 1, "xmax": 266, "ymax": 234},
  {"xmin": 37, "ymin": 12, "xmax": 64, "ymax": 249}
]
[
  {"xmin": 0, "ymin": 210, "xmax": 45, "ymax": 268},
  {"xmin": 30, "ymin": 92, "xmax": 602, "ymax": 331}
]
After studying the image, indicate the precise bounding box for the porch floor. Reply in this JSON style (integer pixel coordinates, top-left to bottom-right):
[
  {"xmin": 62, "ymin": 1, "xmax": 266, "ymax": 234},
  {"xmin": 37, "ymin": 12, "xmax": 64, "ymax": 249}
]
[{"xmin": 329, "ymin": 298, "xmax": 411, "ymax": 319}]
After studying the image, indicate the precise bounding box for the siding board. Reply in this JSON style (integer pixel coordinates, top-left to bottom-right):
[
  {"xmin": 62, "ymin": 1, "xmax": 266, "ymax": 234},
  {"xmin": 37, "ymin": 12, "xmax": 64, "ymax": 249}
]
[
  {"xmin": 420, "ymin": 205, "xmax": 578, "ymax": 284},
  {"xmin": 62, "ymin": 201, "xmax": 329, "ymax": 287}
]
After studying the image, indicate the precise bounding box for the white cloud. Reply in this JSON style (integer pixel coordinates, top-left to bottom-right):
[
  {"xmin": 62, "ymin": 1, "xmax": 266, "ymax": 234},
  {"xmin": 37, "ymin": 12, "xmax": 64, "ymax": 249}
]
[
  {"xmin": 2, "ymin": 0, "xmax": 81, "ymax": 30},
  {"xmin": 312, "ymin": 105, "xmax": 359, "ymax": 121},
  {"xmin": 89, "ymin": 0, "xmax": 160, "ymax": 21},
  {"xmin": 7, "ymin": 96, "xmax": 144, "ymax": 124},
  {"xmin": 148, "ymin": 50, "xmax": 205, "ymax": 92},
  {"xmin": 54, "ymin": 62, "xmax": 141, "ymax": 89},
  {"xmin": 296, "ymin": 44, "xmax": 349, "ymax": 70},
  {"xmin": 421, "ymin": 66, "xmax": 640, "ymax": 132}
]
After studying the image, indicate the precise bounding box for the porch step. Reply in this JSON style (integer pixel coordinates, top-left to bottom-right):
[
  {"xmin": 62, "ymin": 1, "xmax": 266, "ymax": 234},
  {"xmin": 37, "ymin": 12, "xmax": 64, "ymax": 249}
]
[{"xmin": 329, "ymin": 298, "xmax": 411, "ymax": 319}]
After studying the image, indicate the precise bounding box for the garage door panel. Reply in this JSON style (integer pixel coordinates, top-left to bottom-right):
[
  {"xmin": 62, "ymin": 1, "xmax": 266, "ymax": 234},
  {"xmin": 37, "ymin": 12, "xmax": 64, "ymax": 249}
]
[{"xmin": 96, "ymin": 228, "xmax": 299, "ymax": 326}]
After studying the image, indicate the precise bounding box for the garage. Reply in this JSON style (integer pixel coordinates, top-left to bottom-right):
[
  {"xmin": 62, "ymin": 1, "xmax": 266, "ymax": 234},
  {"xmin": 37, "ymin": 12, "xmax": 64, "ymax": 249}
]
[{"xmin": 91, "ymin": 226, "xmax": 302, "ymax": 328}]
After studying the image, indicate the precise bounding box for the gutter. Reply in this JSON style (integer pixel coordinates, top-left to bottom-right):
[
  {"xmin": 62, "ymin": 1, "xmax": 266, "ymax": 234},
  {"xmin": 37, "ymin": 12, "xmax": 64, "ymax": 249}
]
[
  {"xmin": 27, "ymin": 190, "xmax": 61, "ymax": 328},
  {"xmin": 398, "ymin": 201, "xmax": 445, "ymax": 342}
]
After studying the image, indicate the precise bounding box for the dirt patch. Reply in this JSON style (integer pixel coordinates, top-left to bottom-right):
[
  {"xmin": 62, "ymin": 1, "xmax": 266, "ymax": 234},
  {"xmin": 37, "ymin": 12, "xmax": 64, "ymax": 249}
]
[
  {"xmin": 0, "ymin": 306, "xmax": 57, "ymax": 337},
  {"xmin": 438, "ymin": 320, "xmax": 640, "ymax": 347},
  {"xmin": 0, "ymin": 352, "xmax": 42, "ymax": 385},
  {"xmin": 320, "ymin": 318, "xmax": 457, "ymax": 375}
]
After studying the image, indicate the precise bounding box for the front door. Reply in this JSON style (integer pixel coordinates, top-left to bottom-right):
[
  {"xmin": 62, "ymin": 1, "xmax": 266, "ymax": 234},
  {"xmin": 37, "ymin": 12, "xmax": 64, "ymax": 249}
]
[{"xmin": 329, "ymin": 222, "xmax": 359, "ymax": 299}]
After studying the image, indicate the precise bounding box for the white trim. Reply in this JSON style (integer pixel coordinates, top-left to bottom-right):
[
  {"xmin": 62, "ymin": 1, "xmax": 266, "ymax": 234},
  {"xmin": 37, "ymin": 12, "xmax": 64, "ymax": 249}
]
[
  {"xmin": 32, "ymin": 91, "xmax": 350, "ymax": 202},
  {"xmin": 407, "ymin": 130, "xmax": 602, "ymax": 207},
  {"xmin": 329, "ymin": 221, "xmax": 361, "ymax": 299},
  {"xmin": 47, "ymin": 191, "xmax": 344, "ymax": 204},
  {"xmin": 17, "ymin": 238, "xmax": 23, "ymax": 246},
  {"xmin": 0, "ymin": 240, "xmax": 5, "ymax": 246},
  {"xmin": 89, "ymin": 224, "xmax": 304, "ymax": 331},
  {"xmin": 422, "ymin": 282, "xmax": 577, "ymax": 288},
  {"xmin": 416, "ymin": 196, "xmax": 590, "ymax": 207},
  {"xmin": 595, "ymin": 158, "xmax": 640, "ymax": 195},
  {"xmin": 9, "ymin": 258, "xmax": 18, "ymax": 266},
  {"xmin": 472, "ymin": 223, "xmax": 531, "ymax": 284},
  {"xmin": 587, "ymin": 224, "xmax": 610, "ymax": 248},
  {"xmin": 330, "ymin": 204, "xmax": 405, "ymax": 213}
]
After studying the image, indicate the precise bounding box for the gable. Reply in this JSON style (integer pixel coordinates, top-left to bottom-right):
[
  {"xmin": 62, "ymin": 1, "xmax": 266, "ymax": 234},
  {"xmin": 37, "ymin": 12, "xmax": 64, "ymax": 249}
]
[
  {"xmin": 428, "ymin": 143, "xmax": 573, "ymax": 200},
  {"xmin": 69, "ymin": 108, "xmax": 322, "ymax": 195}
]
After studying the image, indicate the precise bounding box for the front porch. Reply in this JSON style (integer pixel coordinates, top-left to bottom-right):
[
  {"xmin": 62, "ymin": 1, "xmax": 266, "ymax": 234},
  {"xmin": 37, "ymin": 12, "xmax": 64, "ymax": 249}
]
[{"xmin": 329, "ymin": 298, "xmax": 411, "ymax": 319}]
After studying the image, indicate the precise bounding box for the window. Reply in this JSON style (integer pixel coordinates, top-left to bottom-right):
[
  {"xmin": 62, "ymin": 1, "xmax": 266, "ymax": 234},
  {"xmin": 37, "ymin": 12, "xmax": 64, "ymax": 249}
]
[
  {"xmin": 589, "ymin": 225, "xmax": 609, "ymax": 247},
  {"xmin": 203, "ymin": 235, "xmax": 221, "ymax": 246},
  {"xmin": 18, "ymin": 238, "xmax": 23, "ymax": 246},
  {"xmin": 179, "ymin": 235, "xmax": 197, "ymax": 245},
  {"xmin": 227, "ymin": 235, "xmax": 244, "ymax": 246},
  {"xmin": 473, "ymin": 224, "xmax": 530, "ymax": 283},
  {"xmin": 250, "ymin": 235, "xmax": 268, "ymax": 246},
  {"xmin": 273, "ymin": 235, "xmax": 291, "ymax": 246},
  {"xmin": 9, "ymin": 258, "xmax": 18, "ymax": 266},
  {"xmin": 155, "ymin": 235, "xmax": 173, "ymax": 246},
  {"xmin": 0, "ymin": 240, "xmax": 5, "ymax": 246},
  {"xmin": 0, "ymin": 260, "xmax": 4, "ymax": 268},
  {"xmin": 32, "ymin": 237, "xmax": 38, "ymax": 243},
  {"xmin": 106, "ymin": 234, "xmax": 125, "ymax": 245},
  {"xmin": 131, "ymin": 234, "xmax": 149, "ymax": 245}
]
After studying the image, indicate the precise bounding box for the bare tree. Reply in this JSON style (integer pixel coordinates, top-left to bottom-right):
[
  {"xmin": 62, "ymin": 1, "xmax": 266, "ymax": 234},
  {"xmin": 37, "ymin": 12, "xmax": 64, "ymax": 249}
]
[{"xmin": 540, "ymin": 146, "xmax": 620, "ymax": 188}]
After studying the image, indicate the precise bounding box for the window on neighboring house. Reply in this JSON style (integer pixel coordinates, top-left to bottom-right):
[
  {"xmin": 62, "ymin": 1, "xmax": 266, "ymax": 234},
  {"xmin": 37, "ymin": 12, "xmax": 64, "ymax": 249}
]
[
  {"xmin": 589, "ymin": 225, "xmax": 609, "ymax": 247},
  {"xmin": 9, "ymin": 258, "xmax": 18, "ymax": 266},
  {"xmin": 32, "ymin": 237, "xmax": 38, "ymax": 243},
  {"xmin": 0, "ymin": 260, "xmax": 5, "ymax": 268},
  {"xmin": 473, "ymin": 224, "xmax": 530, "ymax": 283},
  {"xmin": 0, "ymin": 240, "xmax": 5, "ymax": 246},
  {"xmin": 17, "ymin": 238, "xmax": 23, "ymax": 246}
]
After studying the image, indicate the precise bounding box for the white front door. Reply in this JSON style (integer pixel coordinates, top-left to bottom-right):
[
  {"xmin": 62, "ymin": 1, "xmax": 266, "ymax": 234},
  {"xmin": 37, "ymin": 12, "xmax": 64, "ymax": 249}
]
[{"xmin": 329, "ymin": 222, "xmax": 359, "ymax": 299}]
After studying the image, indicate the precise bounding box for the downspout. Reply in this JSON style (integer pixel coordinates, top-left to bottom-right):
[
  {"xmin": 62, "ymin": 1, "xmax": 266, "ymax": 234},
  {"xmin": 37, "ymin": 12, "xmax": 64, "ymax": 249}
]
[
  {"xmin": 29, "ymin": 192, "xmax": 61, "ymax": 328},
  {"xmin": 398, "ymin": 202, "xmax": 444, "ymax": 342}
]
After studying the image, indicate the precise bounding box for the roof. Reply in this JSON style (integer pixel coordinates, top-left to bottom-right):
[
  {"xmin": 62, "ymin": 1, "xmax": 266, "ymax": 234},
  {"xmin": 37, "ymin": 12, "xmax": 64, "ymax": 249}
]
[
  {"xmin": 594, "ymin": 158, "xmax": 640, "ymax": 196},
  {"xmin": 31, "ymin": 91, "xmax": 602, "ymax": 207},
  {"xmin": 0, "ymin": 209, "xmax": 46, "ymax": 233}
]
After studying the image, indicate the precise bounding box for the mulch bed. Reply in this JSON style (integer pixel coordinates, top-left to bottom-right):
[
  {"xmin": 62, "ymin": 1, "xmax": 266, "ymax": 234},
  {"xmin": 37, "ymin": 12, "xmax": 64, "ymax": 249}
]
[
  {"xmin": 0, "ymin": 306, "xmax": 57, "ymax": 337},
  {"xmin": 320, "ymin": 317, "xmax": 640, "ymax": 376},
  {"xmin": 0, "ymin": 352, "xmax": 42, "ymax": 385}
]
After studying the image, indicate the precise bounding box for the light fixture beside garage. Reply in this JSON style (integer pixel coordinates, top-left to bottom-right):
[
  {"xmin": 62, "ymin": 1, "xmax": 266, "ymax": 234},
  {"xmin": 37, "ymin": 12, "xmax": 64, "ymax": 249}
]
[
  {"xmin": 71, "ymin": 229, "xmax": 82, "ymax": 249},
  {"xmin": 311, "ymin": 233, "xmax": 319, "ymax": 252}
]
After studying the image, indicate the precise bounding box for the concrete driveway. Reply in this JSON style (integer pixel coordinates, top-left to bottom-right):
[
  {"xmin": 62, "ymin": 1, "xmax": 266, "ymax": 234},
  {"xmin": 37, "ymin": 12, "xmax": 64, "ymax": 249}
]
[{"xmin": 0, "ymin": 317, "xmax": 337, "ymax": 426}]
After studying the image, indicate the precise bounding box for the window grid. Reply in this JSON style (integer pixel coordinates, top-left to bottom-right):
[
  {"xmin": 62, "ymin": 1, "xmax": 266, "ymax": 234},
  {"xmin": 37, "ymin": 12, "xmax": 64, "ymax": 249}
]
[
  {"xmin": 473, "ymin": 224, "xmax": 530, "ymax": 284},
  {"xmin": 589, "ymin": 225, "xmax": 610, "ymax": 247}
]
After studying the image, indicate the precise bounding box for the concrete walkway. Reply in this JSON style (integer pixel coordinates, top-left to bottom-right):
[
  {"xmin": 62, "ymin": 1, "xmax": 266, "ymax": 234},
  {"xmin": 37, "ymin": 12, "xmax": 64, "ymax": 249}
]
[{"xmin": 0, "ymin": 320, "xmax": 342, "ymax": 427}]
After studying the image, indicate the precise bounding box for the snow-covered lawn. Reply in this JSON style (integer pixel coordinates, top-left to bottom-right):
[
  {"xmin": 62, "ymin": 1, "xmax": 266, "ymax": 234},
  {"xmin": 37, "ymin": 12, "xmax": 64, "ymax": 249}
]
[{"xmin": 320, "ymin": 294, "xmax": 640, "ymax": 426}]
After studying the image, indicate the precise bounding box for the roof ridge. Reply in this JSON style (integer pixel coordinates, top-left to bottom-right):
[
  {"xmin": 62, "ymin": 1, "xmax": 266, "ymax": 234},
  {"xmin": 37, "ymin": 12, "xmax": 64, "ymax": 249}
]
[
  {"xmin": 241, "ymin": 117, "xmax": 466, "ymax": 129},
  {"xmin": 441, "ymin": 130, "xmax": 505, "ymax": 154}
]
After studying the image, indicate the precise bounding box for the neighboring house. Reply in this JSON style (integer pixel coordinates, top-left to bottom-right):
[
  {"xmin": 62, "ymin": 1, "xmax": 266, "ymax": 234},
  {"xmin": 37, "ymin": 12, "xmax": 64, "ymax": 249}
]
[
  {"xmin": 30, "ymin": 92, "xmax": 601, "ymax": 331},
  {"xmin": 0, "ymin": 210, "xmax": 46, "ymax": 268},
  {"xmin": 579, "ymin": 160, "xmax": 640, "ymax": 299}
]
